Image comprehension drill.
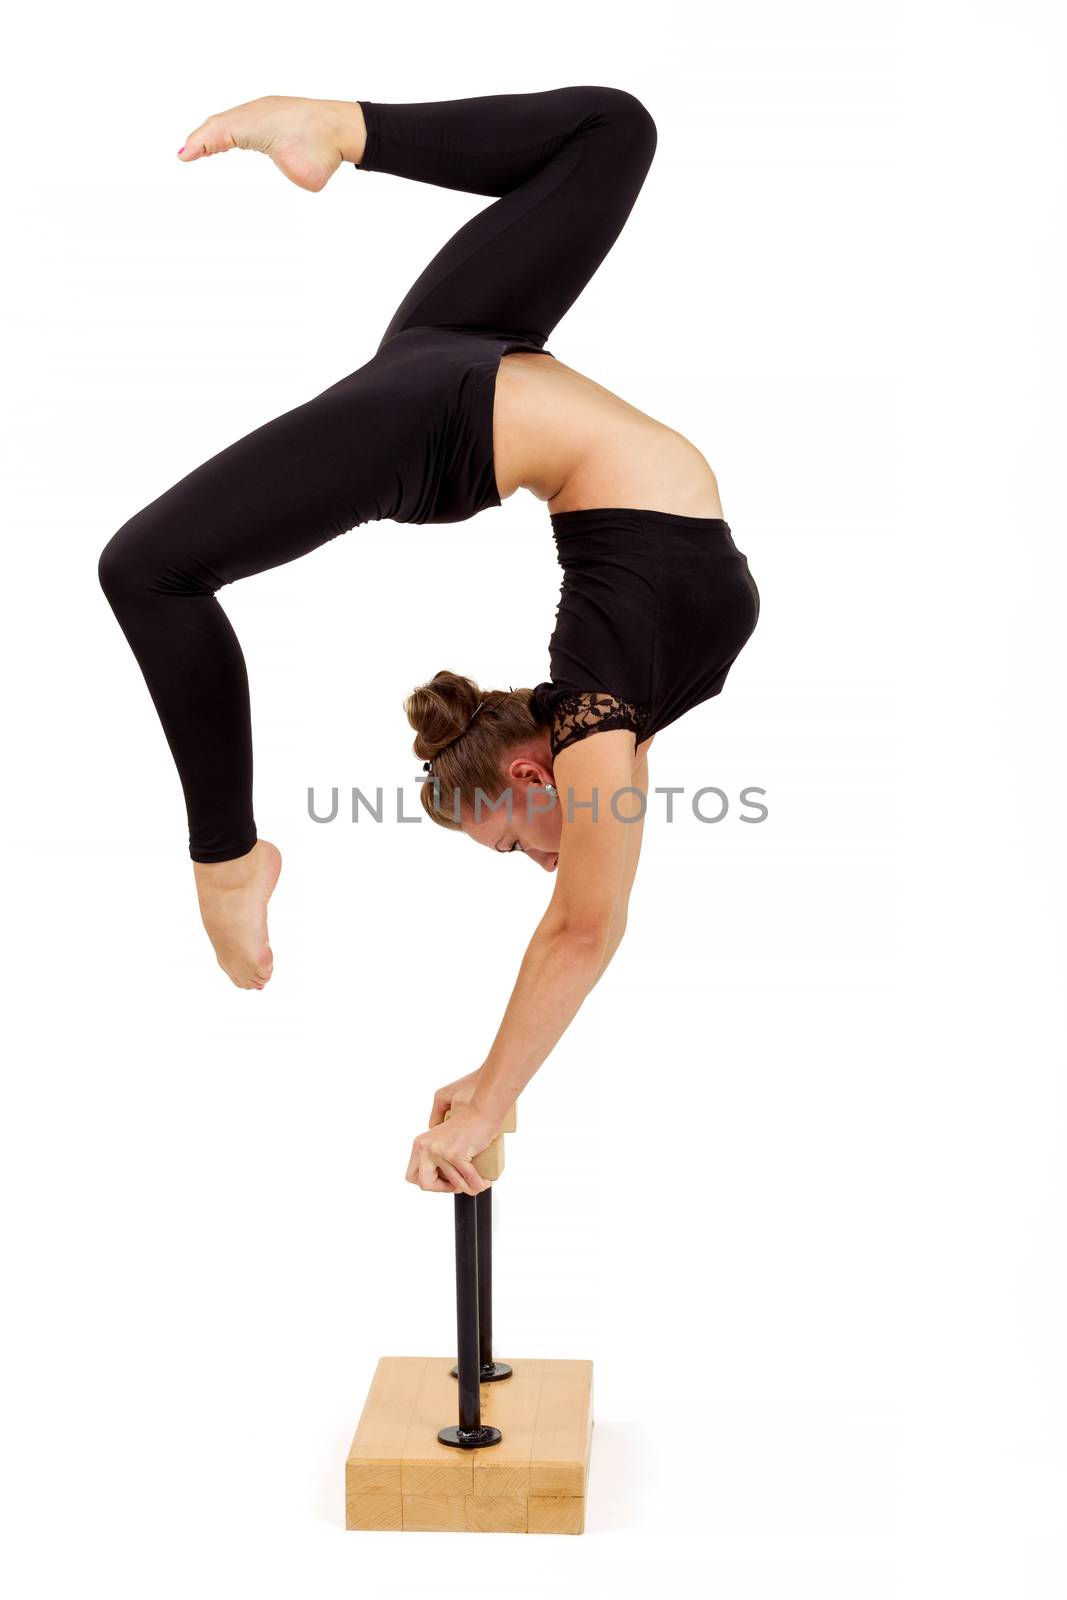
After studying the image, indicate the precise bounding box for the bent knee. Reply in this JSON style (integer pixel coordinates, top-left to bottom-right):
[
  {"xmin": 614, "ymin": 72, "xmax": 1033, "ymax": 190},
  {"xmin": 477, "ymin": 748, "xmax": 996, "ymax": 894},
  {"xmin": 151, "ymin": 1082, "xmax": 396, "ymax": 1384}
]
[
  {"xmin": 98, "ymin": 525, "xmax": 137, "ymax": 604},
  {"xmin": 98, "ymin": 507, "xmax": 217, "ymax": 606},
  {"xmin": 595, "ymin": 87, "xmax": 658, "ymax": 162}
]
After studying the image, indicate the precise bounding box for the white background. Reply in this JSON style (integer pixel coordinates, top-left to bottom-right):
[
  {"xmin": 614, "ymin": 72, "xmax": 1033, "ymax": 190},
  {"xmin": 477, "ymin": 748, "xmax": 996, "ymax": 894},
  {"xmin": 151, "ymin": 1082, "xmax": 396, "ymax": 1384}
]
[{"xmin": 2, "ymin": 1, "xmax": 1064, "ymax": 1594}]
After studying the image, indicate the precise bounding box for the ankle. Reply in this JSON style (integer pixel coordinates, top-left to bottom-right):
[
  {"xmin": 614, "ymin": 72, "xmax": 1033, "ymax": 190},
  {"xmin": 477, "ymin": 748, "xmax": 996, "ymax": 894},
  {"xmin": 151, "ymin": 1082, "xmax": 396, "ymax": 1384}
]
[
  {"xmin": 193, "ymin": 842, "xmax": 260, "ymax": 892},
  {"xmin": 328, "ymin": 99, "xmax": 367, "ymax": 166}
]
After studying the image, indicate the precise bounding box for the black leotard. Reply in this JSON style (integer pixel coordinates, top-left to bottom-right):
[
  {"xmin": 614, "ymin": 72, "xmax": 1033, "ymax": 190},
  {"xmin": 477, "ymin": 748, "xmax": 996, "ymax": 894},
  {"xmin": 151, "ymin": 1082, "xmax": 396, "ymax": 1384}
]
[
  {"xmin": 530, "ymin": 507, "xmax": 759, "ymax": 756},
  {"xmin": 98, "ymin": 86, "xmax": 757, "ymax": 862}
]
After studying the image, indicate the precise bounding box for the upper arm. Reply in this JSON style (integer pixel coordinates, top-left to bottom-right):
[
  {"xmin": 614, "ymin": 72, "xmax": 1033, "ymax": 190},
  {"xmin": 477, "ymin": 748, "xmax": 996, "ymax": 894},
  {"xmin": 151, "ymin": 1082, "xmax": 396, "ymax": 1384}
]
[
  {"xmin": 545, "ymin": 730, "xmax": 646, "ymax": 941},
  {"xmin": 612, "ymin": 748, "xmax": 648, "ymax": 925}
]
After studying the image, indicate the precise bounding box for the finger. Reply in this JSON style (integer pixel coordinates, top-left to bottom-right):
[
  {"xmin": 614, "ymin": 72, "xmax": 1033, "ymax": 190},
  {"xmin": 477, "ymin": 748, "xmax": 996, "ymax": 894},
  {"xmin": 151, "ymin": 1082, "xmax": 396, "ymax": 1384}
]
[
  {"xmin": 457, "ymin": 1160, "xmax": 490, "ymax": 1195},
  {"xmin": 406, "ymin": 1139, "xmax": 429, "ymax": 1184},
  {"xmin": 433, "ymin": 1156, "xmax": 469, "ymax": 1194},
  {"xmin": 437, "ymin": 1157, "xmax": 487, "ymax": 1197},
  {"xmin": 428, "ymin": 1093, "xmax": 449, "ymax": 1128},
  {"xmin": 418, "ymin": 1158, "xmax": 454, "ymax": 1193}
]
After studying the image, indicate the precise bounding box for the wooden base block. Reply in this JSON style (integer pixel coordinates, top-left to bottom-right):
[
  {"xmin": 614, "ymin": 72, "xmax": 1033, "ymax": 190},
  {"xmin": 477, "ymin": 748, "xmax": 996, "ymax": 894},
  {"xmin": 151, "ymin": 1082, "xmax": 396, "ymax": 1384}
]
[{"xmin": 346, "ymin": 1357, "xmax": 593, "ymax": 1534}]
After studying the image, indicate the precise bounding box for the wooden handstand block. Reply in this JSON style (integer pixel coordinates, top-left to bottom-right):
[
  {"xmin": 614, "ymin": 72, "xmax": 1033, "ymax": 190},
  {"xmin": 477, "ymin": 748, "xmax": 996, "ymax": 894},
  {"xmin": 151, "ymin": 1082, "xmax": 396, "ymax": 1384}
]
[{"xmin": 345, "ymin": 1356, "xmax": 593, "ymax": 1534}]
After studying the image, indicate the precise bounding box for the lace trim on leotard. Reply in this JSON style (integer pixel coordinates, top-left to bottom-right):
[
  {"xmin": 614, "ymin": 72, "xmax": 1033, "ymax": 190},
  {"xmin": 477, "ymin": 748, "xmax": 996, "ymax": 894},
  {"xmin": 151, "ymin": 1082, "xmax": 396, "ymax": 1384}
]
[{"xmin": 550, "ymin": 691, "xmax": 650, "ymax": 756}]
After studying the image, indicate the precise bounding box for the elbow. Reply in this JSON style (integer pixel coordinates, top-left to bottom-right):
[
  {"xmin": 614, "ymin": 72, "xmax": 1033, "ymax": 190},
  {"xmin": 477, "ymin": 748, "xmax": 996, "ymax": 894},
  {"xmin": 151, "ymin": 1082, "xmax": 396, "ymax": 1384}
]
[{"xmin": 552, "ymin": 917, "xmax": 617, "ymax": 965}]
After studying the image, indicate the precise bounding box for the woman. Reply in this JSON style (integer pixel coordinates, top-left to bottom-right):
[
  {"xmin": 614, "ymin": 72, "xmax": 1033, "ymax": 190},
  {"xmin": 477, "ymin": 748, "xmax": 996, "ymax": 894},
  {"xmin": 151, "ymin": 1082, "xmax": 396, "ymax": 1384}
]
[{"xmin": 98, "ymin": 87, "xmax": 759, "ymax": 1194}]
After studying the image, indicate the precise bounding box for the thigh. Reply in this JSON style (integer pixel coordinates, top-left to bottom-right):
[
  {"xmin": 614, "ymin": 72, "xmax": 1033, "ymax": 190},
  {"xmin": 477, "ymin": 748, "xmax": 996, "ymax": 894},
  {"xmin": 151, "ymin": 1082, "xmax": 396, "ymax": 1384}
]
[{"xmin": 112, "ymin": 351, "xmax": 436, "ymax": 589}]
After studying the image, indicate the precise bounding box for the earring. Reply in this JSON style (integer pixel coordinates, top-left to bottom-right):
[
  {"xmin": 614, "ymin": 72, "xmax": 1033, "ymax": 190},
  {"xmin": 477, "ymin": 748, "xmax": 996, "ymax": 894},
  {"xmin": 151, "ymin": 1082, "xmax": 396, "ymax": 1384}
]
[{"xmin": 545, "ymin": 783, "xmax": 556, "ymax": 795}]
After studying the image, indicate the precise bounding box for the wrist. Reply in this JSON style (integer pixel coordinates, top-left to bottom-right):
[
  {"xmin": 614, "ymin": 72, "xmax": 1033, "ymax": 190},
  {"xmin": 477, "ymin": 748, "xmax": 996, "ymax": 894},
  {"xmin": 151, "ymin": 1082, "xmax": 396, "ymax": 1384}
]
[{"xmin": 470, "ymin": 1079, "xmax": 512, "ymax": 1131}]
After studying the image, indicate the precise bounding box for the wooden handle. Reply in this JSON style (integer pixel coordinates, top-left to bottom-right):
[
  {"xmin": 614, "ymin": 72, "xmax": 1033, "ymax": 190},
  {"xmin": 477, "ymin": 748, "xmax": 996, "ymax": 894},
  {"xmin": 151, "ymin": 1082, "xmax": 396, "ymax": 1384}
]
[{"xmin": 443, "ymin": 1100, "xmax": 517, "ymax": 1182}]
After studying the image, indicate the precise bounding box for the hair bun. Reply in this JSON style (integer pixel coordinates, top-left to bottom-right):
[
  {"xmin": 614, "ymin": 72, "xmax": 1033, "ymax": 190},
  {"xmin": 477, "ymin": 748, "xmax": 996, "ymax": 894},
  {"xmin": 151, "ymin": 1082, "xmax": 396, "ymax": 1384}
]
[{"xmin": 404, "ymin": 669, "xmax": 486, "ymax": 762}]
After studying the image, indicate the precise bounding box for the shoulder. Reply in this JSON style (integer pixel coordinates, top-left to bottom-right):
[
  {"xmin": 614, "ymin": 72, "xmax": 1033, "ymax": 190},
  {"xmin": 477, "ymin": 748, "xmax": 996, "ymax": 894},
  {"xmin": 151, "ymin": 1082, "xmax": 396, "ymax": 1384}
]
[{"xmin": 534, "ymin": 686, "xmax": 649, "ymax": 758}]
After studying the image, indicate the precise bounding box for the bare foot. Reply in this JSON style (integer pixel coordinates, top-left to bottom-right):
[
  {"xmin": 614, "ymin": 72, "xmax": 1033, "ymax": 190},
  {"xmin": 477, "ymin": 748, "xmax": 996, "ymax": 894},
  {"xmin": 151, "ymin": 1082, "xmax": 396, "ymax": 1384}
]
[
  {"xmin": 176, "ymin": 94, "xmax": 366, "ymax": 193},
  {"xmin": 193, "ymin": 840, "xmax": 283, "ymax": 990}
]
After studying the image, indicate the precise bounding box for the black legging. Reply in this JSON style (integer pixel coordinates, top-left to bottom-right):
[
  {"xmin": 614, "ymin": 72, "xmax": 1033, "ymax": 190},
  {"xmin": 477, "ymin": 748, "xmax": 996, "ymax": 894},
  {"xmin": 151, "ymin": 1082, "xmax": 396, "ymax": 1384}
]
[{"xmin": 98, "ymin": 87, "xmax": 657, "ymax": 862}]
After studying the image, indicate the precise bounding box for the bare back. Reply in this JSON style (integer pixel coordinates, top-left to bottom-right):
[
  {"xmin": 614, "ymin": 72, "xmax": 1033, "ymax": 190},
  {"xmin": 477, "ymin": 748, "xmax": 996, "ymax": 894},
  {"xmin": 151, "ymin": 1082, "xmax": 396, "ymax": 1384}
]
[{"xmin": 492, "ymin": 352, "xmax": 724, "ymax": 519}]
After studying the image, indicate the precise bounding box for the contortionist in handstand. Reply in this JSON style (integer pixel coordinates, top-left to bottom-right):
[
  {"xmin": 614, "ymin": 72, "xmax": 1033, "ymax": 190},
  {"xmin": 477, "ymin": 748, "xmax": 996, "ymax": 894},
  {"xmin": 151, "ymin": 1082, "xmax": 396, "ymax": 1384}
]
[{"xmin": 98, "ymin": 87, "xmax": 760, "ymax": 1195}]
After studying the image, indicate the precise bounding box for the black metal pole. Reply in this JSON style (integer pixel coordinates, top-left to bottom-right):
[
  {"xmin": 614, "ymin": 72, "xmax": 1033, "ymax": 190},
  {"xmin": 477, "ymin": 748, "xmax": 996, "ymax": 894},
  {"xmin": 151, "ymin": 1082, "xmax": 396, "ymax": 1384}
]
[
  {"xmin": 476, "ymin": 1185, "xmax": 493, "ymax": 1371},
  {"xmin": 450, "ymin": 1184, "xmax": 512, "ymax": 1385},
  {"xmin": 455, "ymin": 1192, "xmax": 480, "ymax": 1430},
  {"xmin": 438, "ymin": 1190, "xmax": 501, "ymax": 1449}
]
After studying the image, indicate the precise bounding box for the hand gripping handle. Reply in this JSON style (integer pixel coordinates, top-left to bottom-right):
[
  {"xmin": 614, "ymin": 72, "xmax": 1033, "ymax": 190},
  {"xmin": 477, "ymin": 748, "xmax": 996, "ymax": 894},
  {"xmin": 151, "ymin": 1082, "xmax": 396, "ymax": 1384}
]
[{"xmin": 443, "ymin": 1101, "xmax": 517, "ymax": 1181}]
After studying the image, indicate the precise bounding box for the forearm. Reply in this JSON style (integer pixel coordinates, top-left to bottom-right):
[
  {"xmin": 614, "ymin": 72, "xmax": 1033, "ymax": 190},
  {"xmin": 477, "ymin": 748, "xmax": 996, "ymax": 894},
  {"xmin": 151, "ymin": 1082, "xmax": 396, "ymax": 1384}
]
[{"xmin": 471, "ymin": 917, "xmax": 607, "ymax": 1127}]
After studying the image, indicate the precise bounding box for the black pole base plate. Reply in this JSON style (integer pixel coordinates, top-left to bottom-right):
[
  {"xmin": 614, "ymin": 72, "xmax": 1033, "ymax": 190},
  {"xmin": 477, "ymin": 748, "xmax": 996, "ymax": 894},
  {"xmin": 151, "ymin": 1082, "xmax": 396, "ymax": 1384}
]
[
  {"xmin": 437, "ymin": 1423, "xmax": 503, "ymax": 1450},
  {"xmin": 449, "ymin": 1360, "xmax": 513, "ymax": 1382}
]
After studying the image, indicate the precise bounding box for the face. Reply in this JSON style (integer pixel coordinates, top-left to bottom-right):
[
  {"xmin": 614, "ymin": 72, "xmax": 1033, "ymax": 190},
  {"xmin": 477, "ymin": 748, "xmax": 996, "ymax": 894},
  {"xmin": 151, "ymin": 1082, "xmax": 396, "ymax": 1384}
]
[{"xmin": 462, "ymin": 750, "xmax": 563, "ymax": 871}]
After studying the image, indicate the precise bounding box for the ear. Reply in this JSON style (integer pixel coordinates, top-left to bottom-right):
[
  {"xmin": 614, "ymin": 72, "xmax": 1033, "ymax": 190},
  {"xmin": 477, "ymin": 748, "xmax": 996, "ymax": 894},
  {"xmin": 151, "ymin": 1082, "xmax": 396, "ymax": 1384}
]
[{"xmin": 505, "ymin": 753, "xmax": 553, "ymax": 788}]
